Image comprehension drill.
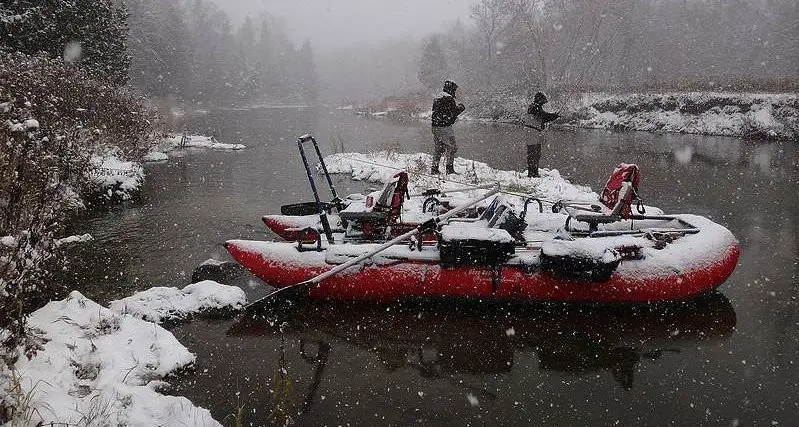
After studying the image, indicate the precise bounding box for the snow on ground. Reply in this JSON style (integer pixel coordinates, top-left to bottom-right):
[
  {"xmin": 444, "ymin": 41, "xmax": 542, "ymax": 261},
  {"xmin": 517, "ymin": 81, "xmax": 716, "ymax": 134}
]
[
  {"xmin": 323, "ymin": 151, "xmax": 597, "ymax": 207},
  {"xmin": 141, "ymin": 151, "xmax": 169, "ymax": 162},
  {"xmin": 109, "ymin": 280, "xmax": 246, "ymax": 323},
  {"xmin": 54, "ymin": 233, "xmax": 93, "ymax": 247},
  {"xmin": 88, "ymin": 134, "xmax": 245, "ymax": 199},
  {"xmin": 3, "ymin": 281, "xmax": 246, "ymax": 426},
  {"xmin": 569, "ymin": 92, "xmax": 798, "ymax": 140},
  {"xmin": 88, "ymin": 153, "xmax": 145, "ymax": 201},
  {"xmin": 1, "ymin": 235, "xmax": 17, "ymax": 248},
  {"xmin": 145, "ymin": 134, "xmax": 246, "ymax": 162},
  {"xmin": 414, "ymin": 91, "xmax": 797, "ymax": 140}
]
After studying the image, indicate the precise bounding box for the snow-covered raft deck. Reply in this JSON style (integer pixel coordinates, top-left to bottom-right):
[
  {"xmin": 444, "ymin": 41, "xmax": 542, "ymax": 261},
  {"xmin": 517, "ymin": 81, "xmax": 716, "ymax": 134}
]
[
  {"xmin": 227, "ymin": 213, "xmax": 739, "ymax": 302},
  {"xmin": 228, "ymin": 152, "xmax": 740, "ymax": 303}
]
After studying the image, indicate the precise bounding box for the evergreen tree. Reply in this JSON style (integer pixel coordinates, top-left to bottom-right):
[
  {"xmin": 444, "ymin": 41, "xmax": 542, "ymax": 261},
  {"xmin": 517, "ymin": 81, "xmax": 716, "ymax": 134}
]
[
  {"xmin": 254, "ymin": 19, "xmax": 273, "ymax": 100},
  {"xmin": 238, "ymin": 17, "xmax": 256, "ymax": 51},
  {"xmin": 0, "ymin": 0, "xmax": 131, "ymax": 86},
  {"xmin": 297, "ymin": 40, "xmax": 319, "ymax": 103},
  {"xmin": 127, "ymin": 0, "xmax": 192, "ymax": 97},
  {"xmin": 418, "ymin": 36, "xmax": 449, "ymax": 91}
]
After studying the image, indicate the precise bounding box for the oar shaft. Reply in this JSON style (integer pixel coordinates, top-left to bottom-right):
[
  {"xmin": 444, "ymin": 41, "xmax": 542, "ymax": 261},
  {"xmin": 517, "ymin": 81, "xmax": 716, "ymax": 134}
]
[{"xmin": 308, "ymin": 187, "xmax": 500, "ymax": 285}]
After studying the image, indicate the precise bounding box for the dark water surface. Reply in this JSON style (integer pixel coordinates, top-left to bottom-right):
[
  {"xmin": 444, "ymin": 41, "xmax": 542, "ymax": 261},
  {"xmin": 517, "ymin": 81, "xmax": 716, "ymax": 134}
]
[{"xmin": 64, "ymin": 108, "xmax": 797, "ymax": 425}]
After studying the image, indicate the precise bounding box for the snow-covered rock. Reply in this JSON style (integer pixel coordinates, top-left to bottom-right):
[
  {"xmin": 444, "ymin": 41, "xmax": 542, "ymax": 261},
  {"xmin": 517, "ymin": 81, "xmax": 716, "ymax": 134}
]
[
  {"xmin": 6, "ymin": 291, "xmax": 220, "ymax": 426},
  {"xmin": 109, "ymin": 280, "xmax": 246, "ymax": 324},
  {"xmin": 87, "ymin": 153, "xmax": 145, "ymax": 201}
]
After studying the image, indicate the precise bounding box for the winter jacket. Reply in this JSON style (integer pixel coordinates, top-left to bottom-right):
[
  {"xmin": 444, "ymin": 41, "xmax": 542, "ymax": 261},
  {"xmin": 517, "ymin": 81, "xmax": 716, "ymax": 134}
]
[
  {"xmin": 432, "ymin": 92, "xmax": 465, "ymax": 127},
  {"xmin": 527, "ymin": 102, "xmax": 560, "ymax": 125}
]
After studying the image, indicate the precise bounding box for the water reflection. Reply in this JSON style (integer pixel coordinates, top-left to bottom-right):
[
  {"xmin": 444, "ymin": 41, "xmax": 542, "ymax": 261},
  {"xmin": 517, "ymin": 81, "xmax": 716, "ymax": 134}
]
[
  {"xmin": 228, "ymin": 293, "xmax": 735, "ymax": 416},
  {"xmin": 64, "ymin": 108, "xmax": 795, "ymax": 423},
  {"xmin": 670, "ymin": 137, "xmax": 785, "ymax": 176}
]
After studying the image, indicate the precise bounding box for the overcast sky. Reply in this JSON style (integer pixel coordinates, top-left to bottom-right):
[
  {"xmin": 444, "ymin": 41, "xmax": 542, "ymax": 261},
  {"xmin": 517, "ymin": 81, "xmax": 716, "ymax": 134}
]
[{"xmin": 212, "ymin": 0, "xmax": 474, "ymax": 50}]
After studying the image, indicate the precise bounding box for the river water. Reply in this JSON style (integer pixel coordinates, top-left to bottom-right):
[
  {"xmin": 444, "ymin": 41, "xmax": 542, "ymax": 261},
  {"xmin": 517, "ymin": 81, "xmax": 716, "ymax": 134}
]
[{"xmin": 63, "ymin": 107, "xmax": 797, "ymax": 425}]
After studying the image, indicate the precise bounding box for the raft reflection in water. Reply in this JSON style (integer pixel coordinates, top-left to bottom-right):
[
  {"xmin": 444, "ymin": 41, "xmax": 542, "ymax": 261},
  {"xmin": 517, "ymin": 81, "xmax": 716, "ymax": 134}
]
[{"xmin": 229, "ymin": 292, "xmax": 736, "ymax": 401}]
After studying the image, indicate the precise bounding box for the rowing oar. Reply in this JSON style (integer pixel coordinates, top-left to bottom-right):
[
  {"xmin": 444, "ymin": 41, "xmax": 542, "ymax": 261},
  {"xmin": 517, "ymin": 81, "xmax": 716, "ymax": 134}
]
[{"xmin": 245, "ymin": 186, "xmax": 501, "ymax": 312}]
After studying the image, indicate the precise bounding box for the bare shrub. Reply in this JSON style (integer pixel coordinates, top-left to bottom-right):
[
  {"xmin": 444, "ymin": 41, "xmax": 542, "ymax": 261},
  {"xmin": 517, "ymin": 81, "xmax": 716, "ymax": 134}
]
[{"xmin": 0, "ymin": 51, "xmax": 153, "ymax": 377}]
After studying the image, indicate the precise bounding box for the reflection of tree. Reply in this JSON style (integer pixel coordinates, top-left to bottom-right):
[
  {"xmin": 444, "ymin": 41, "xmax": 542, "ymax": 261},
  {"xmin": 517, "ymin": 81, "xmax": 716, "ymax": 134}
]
[
  {"xmin": 298, "ymin": 339, "xmax": 330, "ymax": 414},
  {"xmin": 270, "ymin": 326, "xmax": 295, "ymax": 426},
  {"xmin": 538, "ymin": 344, "xmax": 680, "ymax": 390}
]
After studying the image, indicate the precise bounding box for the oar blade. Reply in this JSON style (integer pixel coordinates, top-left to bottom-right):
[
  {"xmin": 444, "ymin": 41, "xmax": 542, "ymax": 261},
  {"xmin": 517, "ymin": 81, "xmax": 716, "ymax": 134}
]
[{"xmin": 245, "ymin": 281, "xmax": 311, "ymax": 313}]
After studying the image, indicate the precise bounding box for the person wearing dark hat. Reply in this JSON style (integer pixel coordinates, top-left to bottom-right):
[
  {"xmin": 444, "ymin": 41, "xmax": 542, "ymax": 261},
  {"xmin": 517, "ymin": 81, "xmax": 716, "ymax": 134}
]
[
  {"xmin": 525, "ymin": 91, "xmax": 559, "ymax": 177},
  {"xmin": 430, "ymin": 79, "xmax": 466, "ymax": 175}
]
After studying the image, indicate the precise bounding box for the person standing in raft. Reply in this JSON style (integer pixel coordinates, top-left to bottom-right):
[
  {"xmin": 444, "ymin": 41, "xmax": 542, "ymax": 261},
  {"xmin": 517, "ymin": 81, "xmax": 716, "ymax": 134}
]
[
  {"xmin": 526, "ymin": 91, "xmax": 560, "ymax": 178},
  {"xmin": 430, "ymin": 79, "xmax": 466, "ymax": 175}
]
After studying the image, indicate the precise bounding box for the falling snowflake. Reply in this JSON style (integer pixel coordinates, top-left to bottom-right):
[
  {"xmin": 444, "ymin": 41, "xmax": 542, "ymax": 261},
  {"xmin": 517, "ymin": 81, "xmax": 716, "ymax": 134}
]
[{"xmin": 63, "ymin": 41, "xmax": 82, "ymax": 62}]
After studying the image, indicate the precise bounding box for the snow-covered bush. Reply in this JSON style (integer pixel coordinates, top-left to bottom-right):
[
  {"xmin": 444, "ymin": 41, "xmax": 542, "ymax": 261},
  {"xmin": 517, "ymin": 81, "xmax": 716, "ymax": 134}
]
[
  {"xmin": 0, "ymin": 51, "xmax": 153, "ymax": 396},
  {"xmin": 571, "ymin": 92, "xmax": 799, "ymax": 140},
  {"xmin": 0, "ymin": 0, "xmax": 130, "ymax": 86}
]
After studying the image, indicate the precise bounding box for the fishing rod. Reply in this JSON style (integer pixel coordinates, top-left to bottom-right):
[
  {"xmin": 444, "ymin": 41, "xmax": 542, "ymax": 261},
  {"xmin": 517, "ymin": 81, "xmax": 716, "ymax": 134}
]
[
  {"xmin": 409, "ymin": 183, "xmax": 496, "ymax": 198},
  {"xmin": 493, "ymin": 120, "xmax": 545, "ymax": 131}
]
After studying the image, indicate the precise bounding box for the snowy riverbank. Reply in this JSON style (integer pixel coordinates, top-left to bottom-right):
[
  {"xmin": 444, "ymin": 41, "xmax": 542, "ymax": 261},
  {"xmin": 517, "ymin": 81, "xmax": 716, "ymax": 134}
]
[
  {"xmin": 1, "ymin": 150, "xmax": 657, "ymax": 425},
  {"xmin": 420, "ymin": 91, "xmax": 798, "ymax": 141},
  {"xmin": 87, "ymin": 134, "xmax": 245, "ymax": 202},
  {"xmin": 568, "ymin": 92, "xmax": 797, "ymax": 140},
  {"xmin": 2, "ymin": 281, "xmax": 245, "ymax": 426}
]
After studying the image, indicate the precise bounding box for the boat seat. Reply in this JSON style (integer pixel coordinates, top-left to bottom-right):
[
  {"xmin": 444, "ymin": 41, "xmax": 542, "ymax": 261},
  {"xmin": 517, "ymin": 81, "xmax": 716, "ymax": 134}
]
[
  {"xmin": 339, "ymin": 171, "xmax": 408, "ymax": 222},
  {"xmin": 373, "ymin": 170, "xmax": 409, "ymax": 220},
  {"xmin": 568, "ymin": 181, "xmax": 633, "ymax": 231},
  {"xmin": 339, "ymin": 210, "xmax": 389, "ymax": 222},
  {"xmin": 340, "ymin": 171, "xmax": 410, "ymax": 239},
  {"xmin": 567, "ymin": 163, "xmax": 642, "ymax": 233}
]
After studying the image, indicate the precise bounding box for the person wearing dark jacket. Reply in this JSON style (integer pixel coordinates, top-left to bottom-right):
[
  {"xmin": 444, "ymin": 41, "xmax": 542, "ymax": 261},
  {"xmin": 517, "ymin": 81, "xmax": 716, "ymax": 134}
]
[
  {"xmin": 526, "ymin": 91, "xmax": 559, "ymax": 177},
  {"xmin": 527, "ymin": 91, "xmax": 559, "ymax": 129},
  {"xmin": 430, "ymin": 80, "xmax": 466, "ymax": 174}
]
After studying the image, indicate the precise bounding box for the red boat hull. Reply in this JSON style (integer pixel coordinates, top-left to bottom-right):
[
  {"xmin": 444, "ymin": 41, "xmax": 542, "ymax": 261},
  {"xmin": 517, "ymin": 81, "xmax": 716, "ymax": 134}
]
[
  {"xmin": 263, "ymin": 214, "xmax": 436, "ymax": 242},
  {"xmin": 226, "ymin": 217, "xmax": 740, "ymax": 303}
]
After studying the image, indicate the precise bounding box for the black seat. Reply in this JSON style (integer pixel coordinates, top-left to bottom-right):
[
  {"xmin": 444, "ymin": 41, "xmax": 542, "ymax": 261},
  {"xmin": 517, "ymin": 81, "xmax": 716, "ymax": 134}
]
[{"xmin": 568, "ymin": 182, "xmax": 634, "ymax": 232}]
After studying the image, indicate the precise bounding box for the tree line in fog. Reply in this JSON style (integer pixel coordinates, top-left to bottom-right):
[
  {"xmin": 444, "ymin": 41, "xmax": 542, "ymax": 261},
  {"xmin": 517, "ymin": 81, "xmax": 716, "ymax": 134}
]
[
  {"xmin": 418, "ymin": 0, "xmax": 797, "ymax": 95},
  {"xmin": 127, "ymin": 0, "xmax": 318, "ymax": 105}
]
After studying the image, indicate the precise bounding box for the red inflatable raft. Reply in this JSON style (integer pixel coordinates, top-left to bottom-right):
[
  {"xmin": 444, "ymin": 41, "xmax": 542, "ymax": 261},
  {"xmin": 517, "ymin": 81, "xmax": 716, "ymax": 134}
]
[{"xmin": 226, "ymin": 212, "xmax": 740, "ymax": 303}]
